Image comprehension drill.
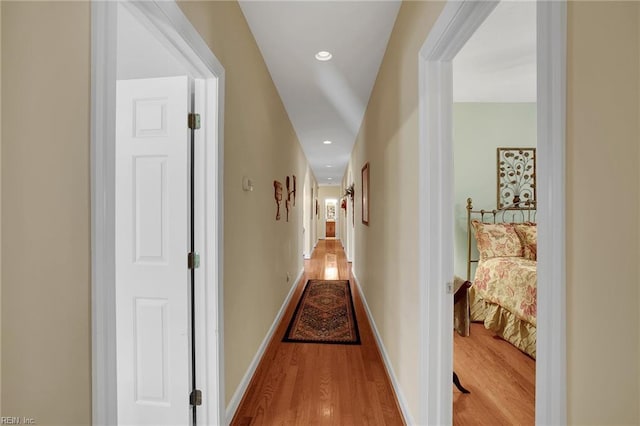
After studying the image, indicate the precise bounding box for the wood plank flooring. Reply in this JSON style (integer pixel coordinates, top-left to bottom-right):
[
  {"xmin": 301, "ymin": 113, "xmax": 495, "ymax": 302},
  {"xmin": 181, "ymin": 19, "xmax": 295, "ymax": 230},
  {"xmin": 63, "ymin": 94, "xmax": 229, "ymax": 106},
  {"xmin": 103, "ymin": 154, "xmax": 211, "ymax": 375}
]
[
  {"xmin": 454, "ymin": 323, "xmax": 536, "ymax": 425},
  {"xmin": 231, "ymin": 239, "xmax": 405, "ymax": 425},
  {"xmin": 230, "ymin": 239, "xmax": 535, "ymax": 425}
]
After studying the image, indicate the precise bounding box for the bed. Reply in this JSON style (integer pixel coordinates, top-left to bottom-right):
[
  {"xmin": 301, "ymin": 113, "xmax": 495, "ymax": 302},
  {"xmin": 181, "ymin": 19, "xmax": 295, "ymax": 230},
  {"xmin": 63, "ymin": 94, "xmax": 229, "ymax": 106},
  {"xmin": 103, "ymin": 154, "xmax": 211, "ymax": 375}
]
[{"xmin": 466, "ymin": 198, "xmax": 537, "ymax": 359}]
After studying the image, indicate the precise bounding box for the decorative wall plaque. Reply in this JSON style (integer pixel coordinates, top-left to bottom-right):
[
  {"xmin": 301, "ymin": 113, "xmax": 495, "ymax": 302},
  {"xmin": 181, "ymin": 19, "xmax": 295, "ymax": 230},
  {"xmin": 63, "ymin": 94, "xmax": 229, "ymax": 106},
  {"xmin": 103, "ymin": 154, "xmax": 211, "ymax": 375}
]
[
  {"xmin": 274, "ymin": 180, "xmax": 283, "ymax": 220},
  {"xmin": 497, "ymin": 148, "xmax": 536, "ymax": 210},
  {"xmin": 361, "ymin": 162, "xmax": 370, "ymax": 225}
]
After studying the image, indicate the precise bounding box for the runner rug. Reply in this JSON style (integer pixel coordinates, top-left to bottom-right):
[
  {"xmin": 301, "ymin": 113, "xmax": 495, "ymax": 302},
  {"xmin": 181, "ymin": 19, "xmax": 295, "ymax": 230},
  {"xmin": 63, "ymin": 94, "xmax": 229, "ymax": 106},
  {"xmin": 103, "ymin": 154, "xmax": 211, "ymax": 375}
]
[{"xmin": 283, "ymin": 279, "xmax": 361, "ymax": 345}]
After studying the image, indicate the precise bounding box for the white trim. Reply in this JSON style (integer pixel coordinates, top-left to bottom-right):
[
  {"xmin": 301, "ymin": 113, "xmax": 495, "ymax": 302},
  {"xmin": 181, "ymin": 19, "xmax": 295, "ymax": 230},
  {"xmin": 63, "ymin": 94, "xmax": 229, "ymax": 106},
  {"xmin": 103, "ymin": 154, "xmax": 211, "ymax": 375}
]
[
  {"xmin": 417, "ymin": 1, "xmax": 566, "ymax": 425},
  {"xmin": 417, "ymin": 4, "xmax": 498, "ymax": 424},
  {"xmin": 351, "ymin": 271, "xmax": 413, "ymax": 425},
  {"xmin": 123, "ymin": 1, "xmax": 224, "ymax": 79},
  {"xmin": 91, "ymin": 3, "xmax": 118, "ymax": 424},
  {"xmin": 225, "ymin": 268, "xmax": 305, "ymax": 424},
  {"xmin": 417, "ymin": 55, "xmax": 455, "ymax": 425},
  {"xmin": 419, "ymin": 1, "xmax": 498, "ymax": 61},
  {"xmin": 535, "ymin": 1, "xmax": 567, "ymax": 423},
  {"xmin": 91, "ymin": 2, "xmax": 226, "ymax": 425}
]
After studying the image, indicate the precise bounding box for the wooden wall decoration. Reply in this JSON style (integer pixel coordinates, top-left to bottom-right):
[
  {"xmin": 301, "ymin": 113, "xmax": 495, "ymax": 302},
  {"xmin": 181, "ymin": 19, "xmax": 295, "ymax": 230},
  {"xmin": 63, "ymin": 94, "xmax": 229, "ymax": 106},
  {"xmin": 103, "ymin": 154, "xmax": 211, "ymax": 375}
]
[
  {"xmin": 361, "ymin": 162, "xmax": 370, "ymax": 225},
  {"xmin": 292, "ymin": 175, "xmax": 297, "ymax": 206},
  {"xmin": 285, "ymin": 176, "xmax": 291, "ymax": 222},
  {"xmin": 286, "ymin": 199, "xmax": 291, "ymax": 222},
  {"xmin": 344, "ymin": 183, "xmax": 355, "ymax": 226},
  {"xmin": 274, "ymin": 180, "xmax": 283, "ymax": 220},
  {"xmin": 286, "ymin": 176, "xmax": 290, "ymax": 198}
]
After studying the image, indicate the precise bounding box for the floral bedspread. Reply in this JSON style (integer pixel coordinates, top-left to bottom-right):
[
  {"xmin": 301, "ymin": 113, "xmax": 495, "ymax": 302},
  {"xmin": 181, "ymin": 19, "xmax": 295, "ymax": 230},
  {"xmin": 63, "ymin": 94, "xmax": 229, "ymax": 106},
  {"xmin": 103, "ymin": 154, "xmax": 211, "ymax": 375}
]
[{"xmin": 473, "ymin": 257, "xmax": 537, "ymax": 326}]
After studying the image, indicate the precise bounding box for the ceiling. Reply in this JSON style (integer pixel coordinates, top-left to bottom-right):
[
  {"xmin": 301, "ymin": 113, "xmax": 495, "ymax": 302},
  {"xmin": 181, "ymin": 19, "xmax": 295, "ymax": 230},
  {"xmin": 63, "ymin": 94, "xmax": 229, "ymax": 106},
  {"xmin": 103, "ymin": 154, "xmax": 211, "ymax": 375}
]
[
  {"xmin": 239, "ymin": 1, "xmax": 535, "ymax": 186},
  {"xmin": 239, "ymin": 1, "xmax": 401, "ymax": 186},
  {"xmin": 453, "ymin": 1, "xmax": 536, "ymax": 102}
]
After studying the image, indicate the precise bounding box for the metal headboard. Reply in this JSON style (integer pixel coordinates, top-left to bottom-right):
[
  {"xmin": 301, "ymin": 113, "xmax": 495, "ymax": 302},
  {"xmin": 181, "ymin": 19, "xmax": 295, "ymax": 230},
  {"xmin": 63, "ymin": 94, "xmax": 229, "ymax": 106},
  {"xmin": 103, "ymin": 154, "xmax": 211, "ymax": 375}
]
[{"xmin": 466, "ymin": 197, "xmax": 537, "ymax": 281}]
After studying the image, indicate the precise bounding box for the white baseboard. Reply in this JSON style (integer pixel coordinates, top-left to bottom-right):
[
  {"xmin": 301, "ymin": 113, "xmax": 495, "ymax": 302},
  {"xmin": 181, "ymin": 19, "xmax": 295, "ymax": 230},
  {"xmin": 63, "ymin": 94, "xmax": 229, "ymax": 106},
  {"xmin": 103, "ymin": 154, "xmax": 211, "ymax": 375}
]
[
  {"xmin": 225, "ymin": 267, "xmax": 305, "ymax": 424},
  {"xmin": 309, "ymin": 242, "xmax": 319, "ymax": 258},
  {"xmin": 351, "ymin": 271, "xmax": 415, "ymax": 425}
]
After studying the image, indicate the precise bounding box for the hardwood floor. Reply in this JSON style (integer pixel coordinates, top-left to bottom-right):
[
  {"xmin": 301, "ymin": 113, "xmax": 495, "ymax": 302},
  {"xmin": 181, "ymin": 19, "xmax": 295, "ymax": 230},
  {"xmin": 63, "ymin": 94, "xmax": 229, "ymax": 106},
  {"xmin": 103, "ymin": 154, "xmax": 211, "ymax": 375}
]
[
  {"xmin": 453, "ymin": 323, "xmax": 536, "ymax": 425},
  {"xmin": 231, "ymin": 239, "xmax": 405, "ymax": 425}
]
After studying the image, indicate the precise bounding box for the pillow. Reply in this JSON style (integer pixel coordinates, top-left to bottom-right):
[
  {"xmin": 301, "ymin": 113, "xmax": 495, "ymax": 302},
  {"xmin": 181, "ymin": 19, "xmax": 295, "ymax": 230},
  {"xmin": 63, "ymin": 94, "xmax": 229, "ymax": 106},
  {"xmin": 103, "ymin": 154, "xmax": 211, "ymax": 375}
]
[
  {"xmin": 471, "ymin": 220, "xmax": 524, "ymax": 260},
  {"xmin": 514, "ymin": 223, "xmax": 537, "ymax": 261}
]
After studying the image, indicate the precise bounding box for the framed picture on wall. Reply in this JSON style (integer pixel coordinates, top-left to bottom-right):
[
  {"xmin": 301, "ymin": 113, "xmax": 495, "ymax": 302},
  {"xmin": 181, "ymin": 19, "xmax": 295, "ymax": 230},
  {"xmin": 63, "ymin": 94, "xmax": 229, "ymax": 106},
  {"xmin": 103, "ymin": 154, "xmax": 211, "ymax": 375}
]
[
  {"xmin": 497, "ymin": 147, "xmax": 536, "ymax": 210},
  {"xmin": 361, "ymin": 162, "xmax": 369, "ymax": 225},
  {"xmin": 326, "ymin": 202, "xmax": 336, "ymax": 221}
]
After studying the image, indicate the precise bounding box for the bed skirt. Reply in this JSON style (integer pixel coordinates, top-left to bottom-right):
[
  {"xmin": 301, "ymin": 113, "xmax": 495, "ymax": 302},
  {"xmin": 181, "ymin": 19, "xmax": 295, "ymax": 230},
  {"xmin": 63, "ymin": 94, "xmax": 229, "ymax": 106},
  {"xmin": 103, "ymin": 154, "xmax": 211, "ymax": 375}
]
[{"xmin": 469, "ymin": 287, "xmax": 537, "ymax": 359}]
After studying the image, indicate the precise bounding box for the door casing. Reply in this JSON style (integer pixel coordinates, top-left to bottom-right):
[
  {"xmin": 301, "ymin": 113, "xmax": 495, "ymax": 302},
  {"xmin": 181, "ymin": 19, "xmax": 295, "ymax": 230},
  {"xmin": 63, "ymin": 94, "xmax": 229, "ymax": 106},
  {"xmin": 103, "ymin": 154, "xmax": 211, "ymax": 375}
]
[
  {"xmin": 417, "ymin": 1, "xmax": 567, "ymax": 424},
  {"xmin": 91, "ymin": 1, "xmax": 226, "ymax": 425}
]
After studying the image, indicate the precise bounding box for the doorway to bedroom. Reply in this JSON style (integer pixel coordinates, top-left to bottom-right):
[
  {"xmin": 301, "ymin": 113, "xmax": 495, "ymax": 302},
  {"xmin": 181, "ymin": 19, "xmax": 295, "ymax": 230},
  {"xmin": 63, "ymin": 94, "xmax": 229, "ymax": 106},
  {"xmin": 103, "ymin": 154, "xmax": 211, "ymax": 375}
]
[{"xmin": 451, "ymin": 2, "xmax": 536, "ymax": 423}]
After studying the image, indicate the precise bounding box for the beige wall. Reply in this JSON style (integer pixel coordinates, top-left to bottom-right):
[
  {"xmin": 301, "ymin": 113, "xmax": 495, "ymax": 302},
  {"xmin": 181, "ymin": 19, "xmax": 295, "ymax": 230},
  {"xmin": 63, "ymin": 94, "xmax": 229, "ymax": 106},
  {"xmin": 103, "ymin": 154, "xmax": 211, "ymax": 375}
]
[
  {"xmin": 302, "ymin": 168, "xmax": 318, "ymax": 257},
  {"xmin": 298, "ymin": 170, "xmax": 320, "ymax": 255},
  {"xmin": 1, "ymin": 0, "xmax": 309, "ymax": 423},
  {"xmin": 566, "ymin": 2, "xmax": 640, "ymax": 424},
  {"xmin": 178, "ymin": 1, "xmax": 310, "ymax": 408},
  {"xmin": 1, "ymin": 2, "xmax": 91, "ymax": 424},
  {"xmin": 348, "ymin": 1, "xmax": 446, "ymax": 417},
  {"xmin": 350, "ymin": 0, "xmax": 640, "ymax": 423},
  {"xmin": 340, "ymin": 163, "xmax": 356, "ymax": 260},
  {"xmin": 350, "ymin": 2, "xmax": 443, "ymax": 415}
]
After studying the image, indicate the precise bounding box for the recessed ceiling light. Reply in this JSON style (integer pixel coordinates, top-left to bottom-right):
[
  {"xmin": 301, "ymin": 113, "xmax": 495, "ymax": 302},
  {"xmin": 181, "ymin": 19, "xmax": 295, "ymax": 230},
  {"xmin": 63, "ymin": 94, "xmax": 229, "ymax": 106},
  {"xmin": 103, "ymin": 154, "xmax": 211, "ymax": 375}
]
[
  {"xmin": 326, "ymin": 165, "xmax": 332, "ymax": 168},
  {"xmin": 323, "ymin": 140, "xmax": 332, "ymax": 145},
  {"xmin": 315, "ymin": 51, "xmax": 333, "ymax": 61},
  {"xmin": 328, "ymin": 177, "xmax": 333, "ymax": 180}
]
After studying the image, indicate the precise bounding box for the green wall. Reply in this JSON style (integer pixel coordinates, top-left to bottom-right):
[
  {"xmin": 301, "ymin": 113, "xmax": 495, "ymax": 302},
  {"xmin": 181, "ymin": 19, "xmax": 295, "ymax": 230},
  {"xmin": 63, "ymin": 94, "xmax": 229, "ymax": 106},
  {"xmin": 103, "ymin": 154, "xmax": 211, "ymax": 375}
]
[{"xmin": 453, "ymin": 102, "xmax": 537, "ymax": 278}]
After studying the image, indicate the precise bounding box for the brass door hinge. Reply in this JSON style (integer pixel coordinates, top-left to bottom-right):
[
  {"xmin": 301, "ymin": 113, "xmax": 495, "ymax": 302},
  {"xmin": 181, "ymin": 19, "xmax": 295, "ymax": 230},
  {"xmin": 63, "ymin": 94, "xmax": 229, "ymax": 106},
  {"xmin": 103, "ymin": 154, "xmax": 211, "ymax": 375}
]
[
  {"xmin": 190, "ymin": 389, "xmax": 202, "ymax": 406},
  {"xmin": 188, "ymin": 113, "xmax": 201, "ymax": 130},
  {"xmin": 188, "ymin": 252, "xmax": 200, "ymax": 269}
]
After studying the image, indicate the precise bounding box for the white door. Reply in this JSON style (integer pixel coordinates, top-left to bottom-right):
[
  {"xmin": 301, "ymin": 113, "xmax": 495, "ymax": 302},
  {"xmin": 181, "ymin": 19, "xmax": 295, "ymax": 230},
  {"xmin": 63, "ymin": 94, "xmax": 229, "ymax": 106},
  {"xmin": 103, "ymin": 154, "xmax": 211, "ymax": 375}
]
[{"xmin": 115, "ymin": 76, "xmax": 191, "ymax": 426}]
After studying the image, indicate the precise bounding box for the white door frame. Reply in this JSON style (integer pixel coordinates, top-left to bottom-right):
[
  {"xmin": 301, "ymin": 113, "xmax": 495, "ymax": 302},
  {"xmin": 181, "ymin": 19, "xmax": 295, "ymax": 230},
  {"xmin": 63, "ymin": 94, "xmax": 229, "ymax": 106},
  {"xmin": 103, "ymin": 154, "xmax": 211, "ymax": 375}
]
[
  {"xmin": 417, "ymin": 1, "xmax": 566, "ymax": 425},
  {"xmin": 91, "ymin": 2, "xmax": 226, "ymax": 425}
]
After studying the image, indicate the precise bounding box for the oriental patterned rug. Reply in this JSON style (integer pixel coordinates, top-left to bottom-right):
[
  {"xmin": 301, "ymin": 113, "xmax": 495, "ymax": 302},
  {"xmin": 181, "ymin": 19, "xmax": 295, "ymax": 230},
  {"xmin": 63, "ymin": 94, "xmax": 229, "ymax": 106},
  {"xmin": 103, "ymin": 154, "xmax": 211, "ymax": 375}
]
[{"xmin": 283, "ymin": 279, "xmax": 361, "ymax": 345}]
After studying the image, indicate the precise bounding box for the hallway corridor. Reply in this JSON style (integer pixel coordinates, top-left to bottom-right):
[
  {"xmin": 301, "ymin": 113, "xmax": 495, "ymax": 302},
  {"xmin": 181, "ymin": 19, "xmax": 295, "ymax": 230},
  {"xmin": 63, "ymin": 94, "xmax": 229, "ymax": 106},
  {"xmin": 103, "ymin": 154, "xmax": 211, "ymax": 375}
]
[{"xmin": 232, "ymin": 239, "xmax": 405, "ymax": 425}]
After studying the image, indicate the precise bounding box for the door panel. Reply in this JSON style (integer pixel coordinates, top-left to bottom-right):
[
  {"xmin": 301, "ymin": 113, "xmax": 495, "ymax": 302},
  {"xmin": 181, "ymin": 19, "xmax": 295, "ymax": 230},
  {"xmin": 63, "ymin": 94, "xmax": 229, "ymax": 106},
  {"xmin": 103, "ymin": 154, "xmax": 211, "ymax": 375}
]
[
  {"xmin": 116, "ymin": 76, "xmax": 190, "ymax": 426},
  {"xmin": 326, "ymin": 221, "xmax": 336, "ymax": 238},
  {"xmin": 134, "ymin": 156, "xmax": 168, "ymax": 262},
  {"xmin": 134, "ymin": 298, "xmax": 169, "ymax": 404}
]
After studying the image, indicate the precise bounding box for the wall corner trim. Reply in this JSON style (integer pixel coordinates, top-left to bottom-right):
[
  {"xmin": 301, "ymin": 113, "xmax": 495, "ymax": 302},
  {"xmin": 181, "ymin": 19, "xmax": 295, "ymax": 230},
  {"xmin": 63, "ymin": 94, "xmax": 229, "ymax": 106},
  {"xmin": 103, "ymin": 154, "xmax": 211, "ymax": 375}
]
[
  {"xmin": 225, "ymin": 267, "xmax": 305, "ymax": 424},
  {"xmin": 351, "ymin": 272, "xmax": 415, "ymax": 425}
]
